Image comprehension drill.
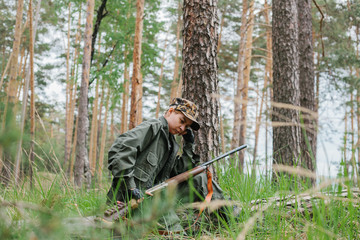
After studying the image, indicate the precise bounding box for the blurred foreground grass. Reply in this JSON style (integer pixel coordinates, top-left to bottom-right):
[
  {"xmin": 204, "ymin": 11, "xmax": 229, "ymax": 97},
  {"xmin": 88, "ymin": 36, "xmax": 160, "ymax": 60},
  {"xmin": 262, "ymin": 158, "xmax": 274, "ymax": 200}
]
[{"xmin": 1, "ymin": 163, "xmax": 360, "ymax": 239}]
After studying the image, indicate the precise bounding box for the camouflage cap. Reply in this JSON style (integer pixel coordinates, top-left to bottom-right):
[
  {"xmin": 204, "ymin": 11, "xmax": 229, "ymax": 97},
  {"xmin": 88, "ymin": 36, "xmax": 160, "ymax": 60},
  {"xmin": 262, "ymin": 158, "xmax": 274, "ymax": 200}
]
[{"xmin": 169, "ymin": 98, "xmax": 200, "ymax": 131}]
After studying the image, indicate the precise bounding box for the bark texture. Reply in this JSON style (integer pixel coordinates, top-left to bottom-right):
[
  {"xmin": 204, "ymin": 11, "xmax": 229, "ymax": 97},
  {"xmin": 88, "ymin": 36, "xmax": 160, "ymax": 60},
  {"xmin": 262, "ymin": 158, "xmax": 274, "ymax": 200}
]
[
  {"xmin": 298, "ymin": 0, "xmax": 316, "ymax": 172},
  {"xmin": 272, "ymin": 0, "xmax": 300, "ymax": 168},
  {"xmin": 74, "ymin": 0, "xmax": 95, "ymax": 188},
  {"xmin": 182, "ymin": 0, "xmax": 220, "ymax": 163}
]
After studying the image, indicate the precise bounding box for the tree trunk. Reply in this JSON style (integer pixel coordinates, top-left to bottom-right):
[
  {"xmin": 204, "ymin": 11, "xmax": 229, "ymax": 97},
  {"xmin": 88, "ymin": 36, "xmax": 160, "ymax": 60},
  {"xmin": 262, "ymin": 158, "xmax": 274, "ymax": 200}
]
[
  {"xmin": 64, "ymin": 2, "xmax": 72, "ymax": 170},
  {"xmin": 110, "ymin": 106, "xmax": 115, "ymax": 143},
  {"xmin": 155, "ymin": 36, "xmax": 168, "ymax": 118},
  {"xmin": 253, "ymin": 60, "xmax": 269, "ymax": 168},
  {"xmin": 265, "ymin": 0, "xmax": 272, "ymax": 178},
  {"xmin": 65, "ymin": 6, "xmax": 82, "ymax": 172},
  {"xmin": 254, "ymin": 0, "xmax": 272, "ymax": 166},
  {"xmin": 29, "ymin": 0, "xmax": 35, "ymax": 189},
  {"xmin": 231, "ymin": 0, "xmax": 248, "ymax": 163},
  {"xmin": 356, "ymin": 26, "xmax": 360, "ymax": 175},
  {"xmin": 315, "ymin": 35, "xmax": 320, "ymax": 162},
  {"xmin": 182, "ymin": 0, "xmax": 220, "ymax": 164},
  {"xmin": 74, "ymin": 0, "xmax": 95, "ymax": 188},
  {"xmin": 97, "ymin": 78, "xmax": 105, "ymax": 155},
  {"xmin": 98, "ymin": 86, "xmax": 110, "ymax": 183},
  {"xmin": 218, "ymin": 8, "xmax": 226, "ymax": 154},
  {"xmin": 272, "ymin": 0, "xmax": 300, "ymax": 173},
  {"xmin": 137, "ymin": 73, "xmax": 143, "ymax": 126},
  {"xmin": 240, "ymin": 0, "xmax": 254, "ymax": 171},
  {"xmin": 6, "ymin": 0, "xmax": 24, "ymax": 185},
  {"xmin": 0, "ymin": 16, "xmax": 29, "ymax": 91},
  {"xmin": 89, "ymin": 77, "xmax": 100, "ymax": 176},
  {"xmin": 170, "ymin": 0, "xmax": 182, "ymax": 101},
  {"xmin": 69, "ymin": 115, "xmax": 79, "ymax": 183},
  {"xmin": 89, "ymin": 35, "xmax": 102, "ymax": 176},
  {"xmin": 350, "ymin": 91, "xmax": 357, "ymax": 178},
  {"xmin": 120, "ymin": 5, "xmax": 131, "ymax": 133},
  {"xmin": 357, "ymin": 90, "xmax": 360, "ymax": 176},
  {"xmin": 121, "ymin": 50, "xmax": 130, "ymax": 134},
  {"xmin": 129, "ymin": 0, "xmax": 145, "ymax": 130},
  {"xmin": 14, "ymin": 0, "xmax": 42, "ymax": 186},
  {"xmin": 90, "ymin": 0, "xmax": 108, "ymax": 65},
  {"xmin": 7, "ymin": 0, "xmax": 24, "ymax": 106},
  {"xmin": 344, "ymin": 106, "xmax": 348, "ymax": 173},
  {"xmin": 298, "ymin": 0, "xmax": 316, "ymax": 173},
  {"xmin": 0, "ymin": 52, "xmax": 12, "ymax": 91},
  {"xmin": 177, "ymin": 76, "xmax": 183, "ymax": 98},
  {"xmin": 17, "ymin": 44, "xmax": 26, "ymax": 99}
]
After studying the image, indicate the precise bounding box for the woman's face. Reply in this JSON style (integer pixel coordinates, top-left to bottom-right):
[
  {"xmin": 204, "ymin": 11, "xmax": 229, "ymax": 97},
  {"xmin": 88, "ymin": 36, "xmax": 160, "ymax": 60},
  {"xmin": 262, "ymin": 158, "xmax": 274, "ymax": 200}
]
[{"xmin": 164, "ymin": 108, "xmax": 193, "ymax": 136}]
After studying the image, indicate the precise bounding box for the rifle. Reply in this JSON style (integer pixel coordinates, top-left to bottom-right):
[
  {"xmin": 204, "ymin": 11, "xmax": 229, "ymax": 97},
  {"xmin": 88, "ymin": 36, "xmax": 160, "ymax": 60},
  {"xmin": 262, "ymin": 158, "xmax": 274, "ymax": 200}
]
[{"xmin": 103, "ymin": 144, "xmax": 247, "ymax": 222}]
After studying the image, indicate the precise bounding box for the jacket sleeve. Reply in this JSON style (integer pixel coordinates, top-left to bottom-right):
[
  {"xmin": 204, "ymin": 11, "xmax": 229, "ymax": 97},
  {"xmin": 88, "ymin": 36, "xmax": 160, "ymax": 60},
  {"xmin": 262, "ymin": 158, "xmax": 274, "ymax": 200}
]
[
  {"xmin": 107, "ymin": 121, "xmax": 160, "ymax": 190},
  {"xmin": 170, "ymin": 141, "xmax": 200, "ymax": 177}
]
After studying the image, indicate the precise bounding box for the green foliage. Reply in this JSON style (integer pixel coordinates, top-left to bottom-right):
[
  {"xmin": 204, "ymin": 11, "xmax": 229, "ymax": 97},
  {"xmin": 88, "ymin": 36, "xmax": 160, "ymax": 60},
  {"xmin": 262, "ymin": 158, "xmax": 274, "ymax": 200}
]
[{"xmin": 313, "ymin": 0, "xmax": 360, "ymax": 93}]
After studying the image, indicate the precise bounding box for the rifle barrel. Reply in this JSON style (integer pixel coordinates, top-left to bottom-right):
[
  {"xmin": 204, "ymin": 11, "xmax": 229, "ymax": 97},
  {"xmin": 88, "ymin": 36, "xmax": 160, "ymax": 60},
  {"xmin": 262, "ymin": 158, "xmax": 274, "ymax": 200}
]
[{"xmin": 200, "ymin": 144, "xmax": 247, "ymax": 167}]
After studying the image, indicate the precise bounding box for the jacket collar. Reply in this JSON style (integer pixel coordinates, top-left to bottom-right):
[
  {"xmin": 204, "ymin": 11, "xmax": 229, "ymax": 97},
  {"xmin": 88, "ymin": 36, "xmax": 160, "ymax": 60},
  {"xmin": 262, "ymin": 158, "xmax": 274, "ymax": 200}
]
[
  {"xmin": 159, "ymin": 116, "xmax": 170, "ymax": 138},
  {"xmin": 159, "ymin": 116, "xmax": 179, "ymax": 152}
]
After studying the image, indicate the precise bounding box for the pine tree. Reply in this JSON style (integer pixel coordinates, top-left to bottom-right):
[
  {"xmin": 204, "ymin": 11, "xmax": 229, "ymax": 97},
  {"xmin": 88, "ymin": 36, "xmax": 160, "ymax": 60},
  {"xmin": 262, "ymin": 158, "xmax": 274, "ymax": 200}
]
[
  {"xmin": 182, "ymin": 0, "xmax": 220, "ymax": 164},
  {"xmin": 298, "ymin": 0, "xmax": 317, "ymax": 174},
  {"xmin": 272, "ymin": 0, "xmax": 301, "ymax": 175}
]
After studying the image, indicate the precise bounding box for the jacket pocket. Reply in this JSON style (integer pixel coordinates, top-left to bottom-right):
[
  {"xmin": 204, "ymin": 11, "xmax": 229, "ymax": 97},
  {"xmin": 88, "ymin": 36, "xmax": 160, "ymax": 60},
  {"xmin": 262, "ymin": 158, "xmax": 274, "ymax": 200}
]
[
  {"xmin": 133, "ymin": 152, "xmax": 158, "ymax": 183},
  {"xmin": 134, "ymin": 167, "xmax": 150, "ymax": 182},
  {"xmin": 146, "ymin": 151, "xmax": 157, "ymax": 166}
]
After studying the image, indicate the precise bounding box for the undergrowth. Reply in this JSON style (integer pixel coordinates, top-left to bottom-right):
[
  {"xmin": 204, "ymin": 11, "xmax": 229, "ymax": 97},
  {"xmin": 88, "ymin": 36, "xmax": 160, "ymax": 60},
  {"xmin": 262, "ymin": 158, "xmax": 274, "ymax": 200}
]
[{"xmin": 1, "ymin": 162, "xmax": 359, "ymax": 239}]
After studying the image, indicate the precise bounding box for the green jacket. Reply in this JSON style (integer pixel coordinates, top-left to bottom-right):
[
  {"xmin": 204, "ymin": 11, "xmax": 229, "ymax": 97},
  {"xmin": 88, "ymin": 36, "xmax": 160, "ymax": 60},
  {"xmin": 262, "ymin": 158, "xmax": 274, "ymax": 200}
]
[{"xmin": 108, "ymin": 116, "xmax": 199, "ymax": 191}]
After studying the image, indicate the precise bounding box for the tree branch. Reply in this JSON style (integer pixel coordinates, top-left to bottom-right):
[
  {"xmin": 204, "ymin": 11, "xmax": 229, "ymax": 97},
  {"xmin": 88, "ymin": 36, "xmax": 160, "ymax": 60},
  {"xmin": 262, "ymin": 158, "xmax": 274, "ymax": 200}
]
[
  {"xmin": 312, "ymin": 0, "xmax": 325, "ymax": 57},
  {"xmin": 89, "ymin": 40, "xmax": 119, "ymax": 86},
  {"xmin": 90, "ymin": 0, "xmax": 108, "ymax": 64}
]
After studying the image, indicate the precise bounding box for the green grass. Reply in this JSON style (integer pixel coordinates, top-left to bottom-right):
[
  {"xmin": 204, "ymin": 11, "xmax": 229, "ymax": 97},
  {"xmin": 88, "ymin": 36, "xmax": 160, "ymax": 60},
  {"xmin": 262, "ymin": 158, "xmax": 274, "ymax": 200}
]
[{"xmin": 1, "ymin": 164, "xmax": 360, "ymax": 239}]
